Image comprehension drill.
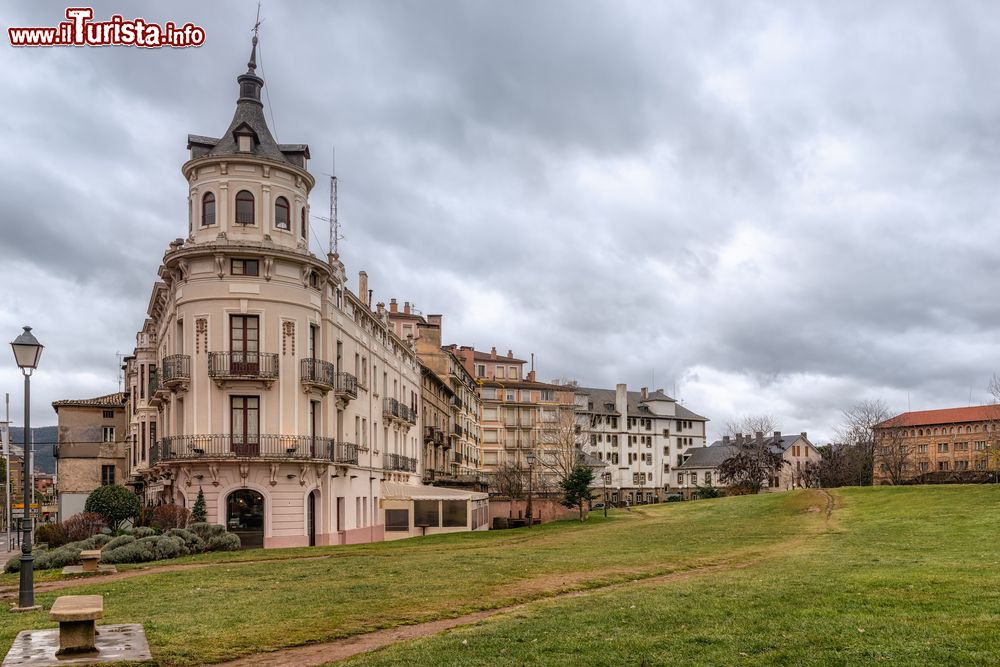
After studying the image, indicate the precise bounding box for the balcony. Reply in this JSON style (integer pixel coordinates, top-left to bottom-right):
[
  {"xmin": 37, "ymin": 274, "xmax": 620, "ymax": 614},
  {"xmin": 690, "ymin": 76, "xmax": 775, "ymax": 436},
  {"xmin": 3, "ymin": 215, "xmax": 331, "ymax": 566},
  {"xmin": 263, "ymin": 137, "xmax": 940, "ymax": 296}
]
[
  {"xmin": 162, "ymin": 354, "xmax": 191, "ymax": 389},
  {"xmin": 454, "ymin": 424, "xmax": 464, "ymax": 437},
  {"xmin": 433, "ymin": 429, "xmax": 446, "ymax": 446},
  {"xmin": 385, "ymin": 453, "xmax": 418, "ymax": 473},
  {"xmin": 454, "ymin": 451, "xmax": 463, "ymax": 464},
  {"xmin": 208, "ymin": 352, "xmax": 279, "ymax": 385},
  {"xmin": 301, "ymin": 358, "xmax": 336, "ymax": 393},
  {"xmin": 148, "ymin": 371, "xmax": 164, "ymax": 405},
  {"xmin": 423, "ymin": 426, "xmax": 435, "ymax": 443},
  {"xmin": 151, "ymin": 434, "xmax": 360, "ymax": 464},
  {"xmin": 383, "ymin": 398, "xmax": 417, "ymax": 425},
  {"xmin": 450, "ymin": 396, "xmax": 463, "ymax": 411}
]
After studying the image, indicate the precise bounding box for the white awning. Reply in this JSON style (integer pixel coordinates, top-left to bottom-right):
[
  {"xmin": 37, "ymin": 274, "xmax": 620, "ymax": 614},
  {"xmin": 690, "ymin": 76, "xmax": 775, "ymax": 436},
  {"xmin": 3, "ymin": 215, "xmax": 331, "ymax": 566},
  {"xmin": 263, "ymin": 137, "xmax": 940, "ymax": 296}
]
[{"xmin": 380, "ymin": 481, "xmax": 488, "ymax": 502}]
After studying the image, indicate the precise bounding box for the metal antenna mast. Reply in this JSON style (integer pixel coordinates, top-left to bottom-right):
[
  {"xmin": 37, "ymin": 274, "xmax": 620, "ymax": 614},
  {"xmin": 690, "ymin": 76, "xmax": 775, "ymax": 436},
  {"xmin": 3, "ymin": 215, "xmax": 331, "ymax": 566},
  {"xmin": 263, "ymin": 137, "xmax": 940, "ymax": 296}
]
[{"xmin": 316, "ymin": 148, "xmax": 343, "ymax": 257}]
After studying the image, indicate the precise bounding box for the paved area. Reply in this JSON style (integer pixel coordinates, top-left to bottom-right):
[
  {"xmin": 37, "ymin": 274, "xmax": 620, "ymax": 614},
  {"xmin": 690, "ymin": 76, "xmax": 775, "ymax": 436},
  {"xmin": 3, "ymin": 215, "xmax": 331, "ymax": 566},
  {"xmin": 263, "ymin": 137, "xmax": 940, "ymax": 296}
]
[{"xmin": 2, "ymin": 624, "xmax": 151, "ymax": 666}]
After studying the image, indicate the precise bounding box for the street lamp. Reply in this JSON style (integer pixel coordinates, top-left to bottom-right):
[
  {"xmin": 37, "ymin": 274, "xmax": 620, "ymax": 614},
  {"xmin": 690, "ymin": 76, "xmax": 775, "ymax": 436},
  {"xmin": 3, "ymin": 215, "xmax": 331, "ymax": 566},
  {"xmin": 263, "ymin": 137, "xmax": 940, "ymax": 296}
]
[
  {"xmin": 602, "ymin": 471, "xmax": 611, "ymax": 518},
  {"xmin": 11, "ymin": 326, "xmax": 42, "ymax": 612},
  {"xmin": 525, "ymin": 450, "xmax": 535, "ymax": 529}
]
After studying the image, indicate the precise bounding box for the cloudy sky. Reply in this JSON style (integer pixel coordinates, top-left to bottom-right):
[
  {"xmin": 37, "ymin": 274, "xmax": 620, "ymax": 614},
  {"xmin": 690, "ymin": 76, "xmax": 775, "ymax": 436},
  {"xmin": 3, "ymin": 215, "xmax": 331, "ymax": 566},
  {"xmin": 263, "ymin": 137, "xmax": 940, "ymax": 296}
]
[{"xmin": 2, "ymin": 1, "xmax": 1000, "ymax": 441}]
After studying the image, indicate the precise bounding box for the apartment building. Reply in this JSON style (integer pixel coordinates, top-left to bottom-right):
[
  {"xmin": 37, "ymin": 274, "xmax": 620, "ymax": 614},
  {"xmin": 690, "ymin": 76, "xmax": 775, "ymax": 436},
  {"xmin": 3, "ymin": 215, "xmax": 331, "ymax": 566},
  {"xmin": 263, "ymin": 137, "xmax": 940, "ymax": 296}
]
[
  {"xmin": 121, "ymin": 37, "xmax": 468, "ymax": 548},
  {"xmin": 874, "ymin": 406, "xmax": 998, "ymax": 484},
  {"xmin": 577, "ymin": 384, "xmax": 708, "ymax": 504},
  {"xmin": 387, "ymin": 302, "xmax": 482, "ymax": 481},
  {"xmin": 51, "ymin": 393, "xmax": 128, "ymax": 520},
  {"xmin": 674, "ymin": 431, "xmax": 820, "ymax": 497},
  {"xmin": 449, "ymin": 347, "xmax": 577, "ymax": 490}
]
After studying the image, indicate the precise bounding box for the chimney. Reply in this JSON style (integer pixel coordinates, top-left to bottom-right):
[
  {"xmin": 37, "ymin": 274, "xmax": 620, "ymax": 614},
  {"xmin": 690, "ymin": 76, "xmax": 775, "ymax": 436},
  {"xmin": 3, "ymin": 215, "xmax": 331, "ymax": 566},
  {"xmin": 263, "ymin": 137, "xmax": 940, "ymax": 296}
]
[
  {"xmin": 490, "ymin": 347, "xmax": 497, "ymax": 360},
  {"xmin": 528, "ymin": 370, "xmax": 536, "ymax": 382},
  {"xmin": 389, "ymin": 298, "xmax": 398, "ymax": 314},
  {"xmin": 773, "ymin": 431, "xmax": 781, "ymax": 443},
  {"xmin": 358, "ymin": 271, "xmax": 368, "ymax": 306},
  {"xmin": 722, "ymin": 435, "xmax": 730, "ymax": 445},
  {"xmin": 736, "ymin": 434, "xmax": 744, "ymax": 445},
  {"xmin": 640, "ymin": 387, "xmax": 648, "ymax": 400},
  {"xmin": 507, "ymin": 350, "xmax": 513, "ymax": 358},
  {"xmin": 428, "ymin": 314, "xmax": 442, "ymax": 327},
  {"xmin": 376, "ymin": 302, "xmax": 385, "ymax": 315},
  {"xmin": 755, "ymin": 431, "xmax": 763, "ymax": 445},
  {"xmin": 615, "ymin": 383, "xmax": 628, "ymax": 419},
  {"xmin": 404, "ymin": 301, "xmax": 411, "ymax": 315},
  {"xmin": 800, "ymin": 431, "xmax": 807, "ymax": 440}
]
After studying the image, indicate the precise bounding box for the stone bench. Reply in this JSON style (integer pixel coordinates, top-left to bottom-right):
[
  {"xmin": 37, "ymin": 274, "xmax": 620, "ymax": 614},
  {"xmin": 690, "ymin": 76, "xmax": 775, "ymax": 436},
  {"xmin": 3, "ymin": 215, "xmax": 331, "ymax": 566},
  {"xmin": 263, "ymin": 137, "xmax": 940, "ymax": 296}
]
[
  {"xmin": 79, "ymin": 549, "xmax": 101, "ymax": 572},
  {"xmin": 49, "ymin": 594, "xmax": 103, "ymax": 655}
]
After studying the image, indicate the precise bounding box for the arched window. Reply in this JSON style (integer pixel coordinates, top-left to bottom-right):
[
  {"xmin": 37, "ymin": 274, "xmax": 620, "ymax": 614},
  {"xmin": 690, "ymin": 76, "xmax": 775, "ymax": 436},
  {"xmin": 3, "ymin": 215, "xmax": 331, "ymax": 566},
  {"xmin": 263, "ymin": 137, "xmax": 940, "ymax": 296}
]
[
  {"xmin": 301, "ymin": 207, "xmax": 307, "ymax": 239},
  {"xmin": 235, "ymin": 190, "xmax": 255, "ymax": 225},
  {"xmin": 274, "ymin": 196, "xmax": 290, "ymax": 230},
  {"xmin": 202, "ymin": 192, "xmax": 216, "ymax": 227}
]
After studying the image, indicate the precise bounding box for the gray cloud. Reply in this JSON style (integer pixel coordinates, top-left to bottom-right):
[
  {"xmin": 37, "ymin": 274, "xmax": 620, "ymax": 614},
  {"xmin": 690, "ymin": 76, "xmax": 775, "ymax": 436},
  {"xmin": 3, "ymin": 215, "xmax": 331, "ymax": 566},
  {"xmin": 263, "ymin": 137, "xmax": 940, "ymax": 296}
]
[{"xmin": 2, "ymin": 0, "xmax": 1000, "ymax": 442}]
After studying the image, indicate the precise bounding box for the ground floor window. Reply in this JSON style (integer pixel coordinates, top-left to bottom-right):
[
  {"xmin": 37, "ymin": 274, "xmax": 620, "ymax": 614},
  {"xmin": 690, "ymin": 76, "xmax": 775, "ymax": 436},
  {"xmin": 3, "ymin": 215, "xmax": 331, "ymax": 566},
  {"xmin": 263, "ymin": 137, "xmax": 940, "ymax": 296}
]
[
  {"xmin": 227, "ymin": 489, "xmax": 264, "ymax": 549},
  {"xmin": 414, "ymin": 500, "xmax": 439, "ymax": 527},
  {"xmin": 385, "ymin": 509, "xmax": 409, "ymax": 531},
  {"xmin": 442, "ymin": 500, "xmax": 467, "ymax": 527}
]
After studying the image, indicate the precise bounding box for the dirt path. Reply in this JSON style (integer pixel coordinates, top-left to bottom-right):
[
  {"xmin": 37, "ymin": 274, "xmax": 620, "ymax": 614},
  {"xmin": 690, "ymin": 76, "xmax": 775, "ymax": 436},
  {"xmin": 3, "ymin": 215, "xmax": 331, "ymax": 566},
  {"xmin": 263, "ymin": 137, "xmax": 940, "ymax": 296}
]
[{"xmin": 213, "ymin": 560, "xmax": 760, "ymax": 667}]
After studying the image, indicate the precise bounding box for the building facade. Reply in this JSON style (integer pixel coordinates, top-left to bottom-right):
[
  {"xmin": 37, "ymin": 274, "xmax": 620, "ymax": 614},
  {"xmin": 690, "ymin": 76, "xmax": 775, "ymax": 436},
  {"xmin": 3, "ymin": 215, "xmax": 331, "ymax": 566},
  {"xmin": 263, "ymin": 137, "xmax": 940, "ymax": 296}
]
[
  {"xmin": 51, "ymin": 393, "xmax": 129, "ymax": 520},
  {"xmin": 874, "ymin": 406, "xmax": 998, "ymax": 484},
  {"xmin": 126, "ymin": 38, "xmax": 428, "ymax": 548},
  {"xmin": 674, "ymin": 431, "xmax": 821, "ymax": 497},
  {"xmin": 577, "ymin": 385, "xmax": 708, "ymax": 504}
]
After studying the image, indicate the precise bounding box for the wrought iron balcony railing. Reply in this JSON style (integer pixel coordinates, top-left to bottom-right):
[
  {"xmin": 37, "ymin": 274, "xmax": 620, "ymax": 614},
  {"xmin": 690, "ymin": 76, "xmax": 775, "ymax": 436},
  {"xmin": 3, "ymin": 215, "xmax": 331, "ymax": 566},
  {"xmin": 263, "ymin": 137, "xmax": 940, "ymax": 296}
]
[
  {"xmin": 162, "ymin": 354, "xmax": 191, "ymax": 387},
  {"xmin": 150, "ymin": 434, "xmax": 359, "ymax": 464},
  {"xmin": 383, "ymin": 398, "xmax": 417, "ymax": 425},
  {"xmin": 208, "ymin": 352, "xmax": 279, "ymax": 380},
  {"xmin": 384, "ymin": 452, "xmax": 418, "ymax": 473}
]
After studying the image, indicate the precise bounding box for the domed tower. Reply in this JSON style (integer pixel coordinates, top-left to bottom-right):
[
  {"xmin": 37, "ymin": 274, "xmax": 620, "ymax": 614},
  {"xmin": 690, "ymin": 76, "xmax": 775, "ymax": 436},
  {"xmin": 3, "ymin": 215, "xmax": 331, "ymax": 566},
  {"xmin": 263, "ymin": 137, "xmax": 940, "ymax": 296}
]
[
  {"xmin": 183, "ymin": 35, "xmax": 314, "ymax": 252},
  {"xmin": 128, "ymin": 36, "xmax": 425, "ymax": 549}
]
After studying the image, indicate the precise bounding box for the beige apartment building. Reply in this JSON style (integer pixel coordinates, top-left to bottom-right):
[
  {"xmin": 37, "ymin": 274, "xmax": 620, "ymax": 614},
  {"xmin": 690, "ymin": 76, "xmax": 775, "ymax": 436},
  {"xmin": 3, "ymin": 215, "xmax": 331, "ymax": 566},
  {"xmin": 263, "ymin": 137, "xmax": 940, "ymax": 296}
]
[
  {"xmin": 387, "ymin": 302, "xmax": 483, "ymax": 481},
  {"xmin": 120, "ymin": 37, "xmax": 490, "ymax": 548},
  {"xmin": 51, "ymin": 393, "xmax": 128, "ymax": 520}
]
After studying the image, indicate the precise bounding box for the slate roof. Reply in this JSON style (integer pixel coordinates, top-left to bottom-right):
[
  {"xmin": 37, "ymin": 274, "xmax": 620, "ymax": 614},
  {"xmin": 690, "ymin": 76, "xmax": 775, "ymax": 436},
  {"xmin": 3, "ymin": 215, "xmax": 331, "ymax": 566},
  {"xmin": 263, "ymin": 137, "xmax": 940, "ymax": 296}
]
[
  {"xmin": 575, "ymin": 386, "xmax": 708, "ymax": 421},
  {"xmin": 187, "ymin": 39, "xmax": 308, "ymax": 168},
  {"xmin": 678, "ymin": 432, "xmax": 813, "ymax": 470},
  {"xmin": 52, "ymin": 392, "xmax": 128, "ymax": 412}
]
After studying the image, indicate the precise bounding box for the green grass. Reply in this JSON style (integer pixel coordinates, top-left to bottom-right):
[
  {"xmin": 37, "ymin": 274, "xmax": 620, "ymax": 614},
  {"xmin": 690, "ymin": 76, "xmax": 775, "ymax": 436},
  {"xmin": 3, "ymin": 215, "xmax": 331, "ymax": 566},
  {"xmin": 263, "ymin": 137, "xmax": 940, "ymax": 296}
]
[
  {"xmin": 346, "ymin": 486, "xmax": 1000, "ymax": 666},
  {"xmin": 0, "ymin": 491, "xmax": 825, "ymax": 665}
]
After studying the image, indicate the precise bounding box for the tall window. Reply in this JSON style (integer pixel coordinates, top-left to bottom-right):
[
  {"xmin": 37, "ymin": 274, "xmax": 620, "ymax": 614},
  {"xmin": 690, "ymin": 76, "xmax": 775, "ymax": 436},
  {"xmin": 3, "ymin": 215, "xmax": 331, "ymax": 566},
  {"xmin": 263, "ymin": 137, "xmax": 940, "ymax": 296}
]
[
  {"xmin": 275, "ymin": 196, "xmax": 290, "ymax": 230},
  {"xmin": 230, "ymin": 315, "xmax": 259, "ymax": 376},
  {"xmin": 235, "ymin": 190, "xmax": 255, "ymax": 225},
  {"xmin": 101, "ymin": 465, "xmax": 115, "ymax": 486},
  {"xmin": 231, "ymin": 396, "xmax": 260, "ymax": 456},
  {"xmin": 202, "ymin": 192, "xmax": 216, "ymax": 226},
  {"xmin": 301, "ymin": 207, "xmax": 307, "ymax": 239},
  {"xmin": 102, "ymin": 426, "xmax": 115, "ymax": 443}
]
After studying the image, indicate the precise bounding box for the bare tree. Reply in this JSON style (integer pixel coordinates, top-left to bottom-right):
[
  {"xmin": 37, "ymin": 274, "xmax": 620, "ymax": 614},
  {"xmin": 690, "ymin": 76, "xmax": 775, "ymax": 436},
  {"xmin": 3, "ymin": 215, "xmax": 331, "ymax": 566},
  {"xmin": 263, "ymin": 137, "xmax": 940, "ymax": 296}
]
[
  {"xmin": 535, "ymin": 409, "xmax": 589, "ymax": 494},
  {"xmin": 873, "ymin": 425, "xmax": 911, "ymax": 485},
  {"xmin": 490, "ymin": 461, "xmax": 528, "ymax": 508},
  {"xmin": 836, "ymin": 399, "xmax": 892, "ymax": 486},
  {"xmin": 724, "ymin": 415, "xmax": 777, "ymax": 439},
  {"xmin": 717, "ymin": 436, "xmax": 787, "ymax": 494}
]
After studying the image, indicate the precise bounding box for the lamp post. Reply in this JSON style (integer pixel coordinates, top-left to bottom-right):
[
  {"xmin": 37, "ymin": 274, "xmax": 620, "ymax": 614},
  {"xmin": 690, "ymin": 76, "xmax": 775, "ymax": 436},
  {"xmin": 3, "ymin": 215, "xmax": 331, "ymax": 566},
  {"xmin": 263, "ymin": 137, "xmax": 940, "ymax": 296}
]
[
  {"xmin": 11, "ymin": 326, "xmax": 42, "ymax": 612},
  {"xmin": 525, "ymin": 450, "xmax": 535, "ymax": 529},
  {"xmin": 602, "ymin": 471, "xmax": 610, "ymax": 518}
]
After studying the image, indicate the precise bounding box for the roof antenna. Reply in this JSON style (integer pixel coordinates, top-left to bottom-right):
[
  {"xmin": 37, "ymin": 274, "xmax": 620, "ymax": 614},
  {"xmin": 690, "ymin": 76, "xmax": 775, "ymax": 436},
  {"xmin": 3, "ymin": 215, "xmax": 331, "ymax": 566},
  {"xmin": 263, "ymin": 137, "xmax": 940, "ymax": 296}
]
[
  {"xmin": 316, "ymin": 148, "xmax": 343, "ymax": 258},
  {"xmin": 116, "ymin": 351, "xmax": 124, "ymax": 392}
]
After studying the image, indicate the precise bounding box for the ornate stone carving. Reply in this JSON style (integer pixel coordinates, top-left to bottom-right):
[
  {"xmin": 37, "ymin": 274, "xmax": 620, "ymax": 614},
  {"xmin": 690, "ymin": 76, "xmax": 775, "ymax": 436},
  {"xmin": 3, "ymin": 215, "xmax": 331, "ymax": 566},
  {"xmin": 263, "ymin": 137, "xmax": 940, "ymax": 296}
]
[
  {"xmin": 269, "ymin": 463, "xmax": 279, "ymax": 487},
  {"xmin": 263, "ymin": 256, "xmax": 274, "ymax": 281},
  {"xmin": 208, "ymin": 463, "xmax": 219, "ymax": 487},
  {"xmin": 196, "ymin": 318, "xmax": 208, "ymax": 354},
  {"xmin": 239, "ymin": 462, "xmax": 250, "ymax": 484},
  {"xmin": 214, "ymin": 254, "xmax": 225, "ymax": 279},
  {"xmin": 298, "ymin": 463, "xmax": 308, "ymax": 486},
  {"xmin": 282, "ymin": 321, "xmax": 295, "ymax": 356}
]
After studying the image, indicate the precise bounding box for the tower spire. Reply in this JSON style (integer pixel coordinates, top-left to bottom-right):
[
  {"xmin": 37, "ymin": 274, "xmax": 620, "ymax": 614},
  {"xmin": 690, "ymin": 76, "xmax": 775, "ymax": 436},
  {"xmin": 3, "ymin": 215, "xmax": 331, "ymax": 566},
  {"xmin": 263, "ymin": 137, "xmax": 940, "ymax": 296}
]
[{"xmin": 248, "ymin": 2, "xmax": 262, "ymax": 72}]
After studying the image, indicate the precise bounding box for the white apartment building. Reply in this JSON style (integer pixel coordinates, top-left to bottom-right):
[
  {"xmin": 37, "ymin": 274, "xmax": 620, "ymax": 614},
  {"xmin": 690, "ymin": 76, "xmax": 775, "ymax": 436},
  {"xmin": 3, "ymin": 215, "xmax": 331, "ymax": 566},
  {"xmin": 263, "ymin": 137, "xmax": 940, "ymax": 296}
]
[
  {"xmin": 577, "ymin": 384, "xmax": 708, "ymax": 504},
  {"xmin": 125, "ymin": 36, "xmax": 486, "ymax": 547}
]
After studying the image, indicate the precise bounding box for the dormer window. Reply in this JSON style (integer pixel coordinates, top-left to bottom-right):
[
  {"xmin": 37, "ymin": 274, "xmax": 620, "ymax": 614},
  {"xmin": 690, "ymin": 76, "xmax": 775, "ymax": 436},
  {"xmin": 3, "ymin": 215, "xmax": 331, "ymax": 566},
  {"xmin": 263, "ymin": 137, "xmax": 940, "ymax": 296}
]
[
  {"xmin": 238, "ymin": 135, "xmax": 252, "ymax": 152},
  {"xmin": 235, "ymin": 190, "xmax": 255, "ymax": 225},
  {"xmin": 201, "ymin": 192, "xmax": 216, "ymax": 227},
  {"xmin": 275, "ymin": 197, "xmax": 290, "ymax": 230}
]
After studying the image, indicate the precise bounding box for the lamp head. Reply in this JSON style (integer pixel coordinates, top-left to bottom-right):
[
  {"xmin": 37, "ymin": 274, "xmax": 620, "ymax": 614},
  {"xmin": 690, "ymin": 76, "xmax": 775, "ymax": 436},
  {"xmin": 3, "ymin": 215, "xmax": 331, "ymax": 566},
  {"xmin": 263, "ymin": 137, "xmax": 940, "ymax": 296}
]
[{"xmin": 11, "ymin": 326, "xmax": 43, "ymax": 371}]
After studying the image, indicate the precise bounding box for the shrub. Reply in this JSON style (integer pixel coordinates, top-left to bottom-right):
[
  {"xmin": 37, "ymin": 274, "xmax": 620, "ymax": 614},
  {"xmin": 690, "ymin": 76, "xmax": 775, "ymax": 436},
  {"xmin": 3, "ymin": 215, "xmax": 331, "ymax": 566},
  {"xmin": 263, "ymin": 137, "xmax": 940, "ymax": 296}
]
[
  {"xmin": 101, "ymin": 540, "xmax": 157, "ymax": 564},
  {"xmin": 133, "ymin": 526, "xmax": 157, "ymax": 538},
  {"xmin": 103, "ymin": 534, "xmax": 136, "ymax": 551},
  {"xmin": 61, "ymin": 512, "xmax": 107, "ymax": 543},
  {"xmin": 151, "ymin": 504, "xmax": 191, "ymax": 530},
  {"xmin": 84, "ymin": 485, "xmax": 141, "ymax": 531},
  {"xmin": 34, "ymin": 523, "xmax": 66, "ymax": 548},
  {"xmin": 34, "ymin": 546, "xmax": 82, "ymax": 571},
  {"xmin": 694, "ymin": 485, "xmax": 725, "ymax": 500},
  {"xmin": 165, "ymin": 528, "xmax": 206, "ymax": 553},
  {"xmin": 153, "ymin": 535, "xmax": 187, "ymax": 559},
  {"xmin": 206, "ymin": 533, "xmax": 241, "ymax": 551},
  {"xmin": 189, "ymin": 522, "xmax": 225, "ymax": 542}
]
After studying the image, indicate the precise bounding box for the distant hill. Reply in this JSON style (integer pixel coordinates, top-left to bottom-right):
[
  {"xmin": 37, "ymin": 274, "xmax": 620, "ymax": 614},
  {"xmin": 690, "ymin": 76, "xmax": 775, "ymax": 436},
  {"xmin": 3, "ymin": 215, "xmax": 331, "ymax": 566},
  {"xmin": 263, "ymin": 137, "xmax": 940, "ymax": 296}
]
[{"xmin": 8, "ymin": 427, "xmax": 57, "ymax": 475}]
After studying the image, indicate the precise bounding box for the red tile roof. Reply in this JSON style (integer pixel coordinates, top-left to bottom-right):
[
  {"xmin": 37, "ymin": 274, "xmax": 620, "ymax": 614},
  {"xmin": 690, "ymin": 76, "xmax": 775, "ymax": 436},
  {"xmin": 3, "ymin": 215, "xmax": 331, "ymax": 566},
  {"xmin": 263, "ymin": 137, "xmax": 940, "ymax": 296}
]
[
  {"xmin": 877, "ymin": 405, "xmax": 1000, "ymax": 428},
  {"xmin": 52, "ymin": 392, "xmax": 128, "ymax": 411}
]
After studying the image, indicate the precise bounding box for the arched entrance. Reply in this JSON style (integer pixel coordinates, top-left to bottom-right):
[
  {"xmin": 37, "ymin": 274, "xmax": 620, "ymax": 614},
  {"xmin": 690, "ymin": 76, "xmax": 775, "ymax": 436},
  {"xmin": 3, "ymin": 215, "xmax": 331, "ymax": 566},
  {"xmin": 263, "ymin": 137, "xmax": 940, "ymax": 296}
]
[
  {"xmin": 307, "ymin": 491, "xmax": 317, "ymax": 547},
  {"xmin": 227, "ymin": 489, "xmax": 265, "ymax": 549}
]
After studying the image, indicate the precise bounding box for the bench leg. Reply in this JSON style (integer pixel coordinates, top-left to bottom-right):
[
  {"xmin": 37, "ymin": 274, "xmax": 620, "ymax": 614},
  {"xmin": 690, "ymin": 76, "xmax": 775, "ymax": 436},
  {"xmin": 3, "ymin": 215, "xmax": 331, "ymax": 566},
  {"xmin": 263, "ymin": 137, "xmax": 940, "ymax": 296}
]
[
  {"xmin": 56, "ymin": 620, "xmax": 97, "ymax": 655},
  {"xmin": 82, "ymin": 559, "xmax": 98, "ymax": 573}
]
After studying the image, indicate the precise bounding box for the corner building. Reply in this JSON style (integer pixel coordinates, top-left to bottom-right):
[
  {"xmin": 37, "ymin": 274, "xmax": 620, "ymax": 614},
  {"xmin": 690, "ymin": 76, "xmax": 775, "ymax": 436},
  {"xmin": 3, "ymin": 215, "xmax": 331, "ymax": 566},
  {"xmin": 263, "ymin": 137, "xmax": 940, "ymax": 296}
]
[{"xmin": 127, "ymin": 39, "xmax": 423, "ymax": 548}]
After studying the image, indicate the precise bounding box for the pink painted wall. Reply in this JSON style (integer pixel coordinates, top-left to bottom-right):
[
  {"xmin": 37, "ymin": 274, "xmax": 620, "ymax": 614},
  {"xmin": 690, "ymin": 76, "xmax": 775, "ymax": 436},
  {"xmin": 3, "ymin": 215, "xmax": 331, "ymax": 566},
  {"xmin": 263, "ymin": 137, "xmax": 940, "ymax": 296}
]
[{"xmin": 490, "ymin": 498, "xmax": 579, "ymax": 524}]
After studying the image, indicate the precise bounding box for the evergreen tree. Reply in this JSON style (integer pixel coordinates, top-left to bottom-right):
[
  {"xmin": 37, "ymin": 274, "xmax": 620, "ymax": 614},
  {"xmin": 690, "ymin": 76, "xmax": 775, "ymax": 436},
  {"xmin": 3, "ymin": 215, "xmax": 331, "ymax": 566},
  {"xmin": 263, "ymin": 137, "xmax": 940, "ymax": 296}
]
[
  {"xmin": 192, "ymin": 488, "xmax": 207, "ymax": 523},
  {"xmin": 560, "ymin": 464, "xmax": 596, "ymax": 521}
]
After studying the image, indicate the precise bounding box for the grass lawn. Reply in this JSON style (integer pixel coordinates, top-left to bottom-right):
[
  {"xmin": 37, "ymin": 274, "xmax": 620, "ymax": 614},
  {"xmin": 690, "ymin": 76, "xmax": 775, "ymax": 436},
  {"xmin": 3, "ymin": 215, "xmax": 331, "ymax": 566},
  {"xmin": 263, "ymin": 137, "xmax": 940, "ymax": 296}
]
[
  {"xmin": 346, "ymin": 486, "xmax": 1000, "ymax": 666},
  {"xmin": 0, "ymin": 490, "xmax": 825, "ymax": 665}
]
